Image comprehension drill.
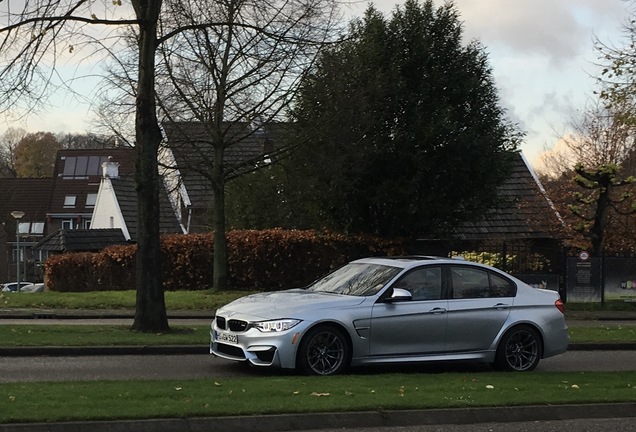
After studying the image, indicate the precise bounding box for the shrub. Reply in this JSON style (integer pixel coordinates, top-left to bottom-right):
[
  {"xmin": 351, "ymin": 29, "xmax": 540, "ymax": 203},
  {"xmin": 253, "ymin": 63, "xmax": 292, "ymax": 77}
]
[{"xmin": 44, "ymin": 229, "xmax": 407, "ymax": 292}]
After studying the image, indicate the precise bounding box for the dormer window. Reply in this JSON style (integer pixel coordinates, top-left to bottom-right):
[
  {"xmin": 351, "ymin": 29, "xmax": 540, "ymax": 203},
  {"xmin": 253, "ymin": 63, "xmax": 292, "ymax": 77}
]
[
  {"xmin": 86, "ymin": 193, "xmax": 97, "ymax": 208},
  {"xmin": 64, "ymin": 195, "xmax": 77, "ymax": 208}
]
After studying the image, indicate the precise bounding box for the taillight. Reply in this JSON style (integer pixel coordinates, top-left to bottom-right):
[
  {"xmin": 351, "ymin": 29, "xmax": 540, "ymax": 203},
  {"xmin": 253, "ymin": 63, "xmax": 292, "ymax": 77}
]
[{"xmin": 555, "ymin": 299, "xmax": 565, "ymax": 314}]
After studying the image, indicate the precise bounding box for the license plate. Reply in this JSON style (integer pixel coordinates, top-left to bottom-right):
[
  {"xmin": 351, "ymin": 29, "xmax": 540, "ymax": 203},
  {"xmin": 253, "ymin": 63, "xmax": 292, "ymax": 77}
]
[{"xmin": 215, "ymin": 331, "xmax": 238, "ymax": 344}]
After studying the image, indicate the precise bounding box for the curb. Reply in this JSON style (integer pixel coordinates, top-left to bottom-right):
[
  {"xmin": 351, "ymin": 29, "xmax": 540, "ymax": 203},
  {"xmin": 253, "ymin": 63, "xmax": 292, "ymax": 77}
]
[
  {"xmin": 0, "ymin": 345, "xmax": 209, "ymax": 357},
  {"xmin": 2, "ymin": 403, "xmax": 636, "ymax": 432}
]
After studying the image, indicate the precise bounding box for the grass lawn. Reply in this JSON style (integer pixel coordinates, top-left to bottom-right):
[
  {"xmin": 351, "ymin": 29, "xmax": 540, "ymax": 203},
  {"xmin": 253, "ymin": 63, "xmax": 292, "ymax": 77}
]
[
  {"xmin": 2, "ymin": 372, "xmax": 636, "ymax": 424},
  {"xmin": 0, "ymin": 290, "xmax": 252, "ymax": 310},
  {"xmin": 0, "ymin": 324, "xmax": 635, "ymax": 347},
  {"xmin": 0, "ymin": 324, "xmax": 209, "ymax": 347}
]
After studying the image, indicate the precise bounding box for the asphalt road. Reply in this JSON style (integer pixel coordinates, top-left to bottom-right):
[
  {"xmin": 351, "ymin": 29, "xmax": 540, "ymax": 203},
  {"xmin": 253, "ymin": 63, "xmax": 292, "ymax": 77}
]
[{"xmin": 2, "ymin": 350, "xmax": 636, "ymax": 383}]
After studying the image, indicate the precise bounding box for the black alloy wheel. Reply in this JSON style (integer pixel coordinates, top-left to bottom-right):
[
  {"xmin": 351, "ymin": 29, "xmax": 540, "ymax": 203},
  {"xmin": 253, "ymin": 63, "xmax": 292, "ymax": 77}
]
[
  {"xmin": 495, "ymin": 325, "xmax": 542, "ymax": 372},
  {"xmin": 298, "ymin": 325, "xmax": 350, "ymax": 375}
]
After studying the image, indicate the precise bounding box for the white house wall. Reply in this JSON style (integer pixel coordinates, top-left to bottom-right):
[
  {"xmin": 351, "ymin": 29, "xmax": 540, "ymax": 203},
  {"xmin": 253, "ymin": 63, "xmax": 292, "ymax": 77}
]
[
  {"xmin": 90, "ymin": 177, "xmax": 131, "ymax": 240},
  {"xmin": 159, "ymin": 146, "xmax": 192, "ymax": 233}
]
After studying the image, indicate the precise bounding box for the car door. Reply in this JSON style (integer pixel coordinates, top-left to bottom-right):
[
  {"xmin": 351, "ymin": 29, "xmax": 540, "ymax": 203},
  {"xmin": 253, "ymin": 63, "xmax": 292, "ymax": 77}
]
[
  {"xmin": 369, "ymin": 266, "xmax": 448, "ymax": 356},
  {"xmin": 444, "ymin": 265, "xmax": 515, "ymax": 353}
]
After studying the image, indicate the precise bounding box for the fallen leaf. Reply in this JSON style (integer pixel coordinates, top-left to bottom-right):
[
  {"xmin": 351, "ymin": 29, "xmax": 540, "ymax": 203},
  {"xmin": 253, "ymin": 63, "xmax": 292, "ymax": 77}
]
[
  {"xmin": 486, "ymin": 385, "xmax": 494, "ymax": 389},
  {"xmin": 310, "ymin": 392, "xmax": 330, "ymax": 397}
]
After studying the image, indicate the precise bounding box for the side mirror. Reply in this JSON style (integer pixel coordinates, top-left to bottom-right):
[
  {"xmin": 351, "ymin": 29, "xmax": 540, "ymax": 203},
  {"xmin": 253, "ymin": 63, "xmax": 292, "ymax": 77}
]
[{"xmin": 386, "ymin": 288, "xmax": 412, "ymax": 302}]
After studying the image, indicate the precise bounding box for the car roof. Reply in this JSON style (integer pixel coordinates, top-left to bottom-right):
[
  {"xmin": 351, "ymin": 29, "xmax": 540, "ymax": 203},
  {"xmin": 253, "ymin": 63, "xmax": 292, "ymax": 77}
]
[{"xmin": 353, "ymin": 256, "xmax": 465, "ymax": 269}]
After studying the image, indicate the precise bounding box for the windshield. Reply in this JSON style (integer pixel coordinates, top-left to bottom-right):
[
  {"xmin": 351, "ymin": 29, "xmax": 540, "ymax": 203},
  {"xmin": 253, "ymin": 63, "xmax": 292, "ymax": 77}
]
[{"xmin": 306, "ymin": 263, "xmax": 402, "ymax": 296}]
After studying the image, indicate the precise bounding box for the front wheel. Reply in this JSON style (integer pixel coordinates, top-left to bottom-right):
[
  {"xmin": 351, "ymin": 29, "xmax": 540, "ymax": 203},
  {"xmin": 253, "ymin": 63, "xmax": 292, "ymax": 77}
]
[
  {"xmin": 297, "ymin": 325, "xmax": 350, "ymax": 375},
  {"xmin": 495, "ymin": 325, "xmax": 542, "ymax": 371}
]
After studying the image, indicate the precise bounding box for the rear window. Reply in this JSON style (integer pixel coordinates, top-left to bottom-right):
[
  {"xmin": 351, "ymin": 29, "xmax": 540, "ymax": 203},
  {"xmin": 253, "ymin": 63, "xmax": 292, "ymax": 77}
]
[{"xmin": 451, "ymin": 266, "xmax": 516, "ymax": 299}]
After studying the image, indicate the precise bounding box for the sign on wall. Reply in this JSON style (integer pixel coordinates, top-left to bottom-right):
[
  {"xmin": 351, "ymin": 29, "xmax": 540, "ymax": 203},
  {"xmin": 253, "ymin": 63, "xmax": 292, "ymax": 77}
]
[{"xmin": 566, "ymin": 256, "xmax": 602, "ymax": 303}]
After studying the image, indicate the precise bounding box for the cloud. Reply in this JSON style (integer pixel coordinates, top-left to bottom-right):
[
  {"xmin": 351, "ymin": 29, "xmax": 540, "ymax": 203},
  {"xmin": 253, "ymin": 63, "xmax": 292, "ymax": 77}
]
[
  {"xmin": 452, "ymin": 0, "xmax": 627, "ymax": 67},
  {"xmin": 533, "ymin": 134, "xmax": 578, "ymax": 177}
]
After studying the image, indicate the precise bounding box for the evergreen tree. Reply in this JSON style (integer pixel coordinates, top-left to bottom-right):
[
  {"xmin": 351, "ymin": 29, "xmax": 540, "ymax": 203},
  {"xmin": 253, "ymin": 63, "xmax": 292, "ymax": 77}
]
[{"xmin": 279, "ymin": 0, "xmax": 521, "ymax": 237}]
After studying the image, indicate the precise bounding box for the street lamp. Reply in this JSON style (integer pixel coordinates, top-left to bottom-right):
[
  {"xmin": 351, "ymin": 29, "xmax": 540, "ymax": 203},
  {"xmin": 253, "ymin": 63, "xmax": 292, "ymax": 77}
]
[{"xmin": 10, "ymin": 211, "xmax": 25, "ymax": 292}]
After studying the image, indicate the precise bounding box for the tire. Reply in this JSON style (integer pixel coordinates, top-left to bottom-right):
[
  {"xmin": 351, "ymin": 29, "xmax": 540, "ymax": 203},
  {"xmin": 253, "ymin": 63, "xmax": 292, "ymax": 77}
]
[
  {"xmin": 297, "ymin": 325, "xmax": 350, "ymax": 376},
  {"xmin": 495, "ymin": 325, "xmax": 542, "ymax": 372}
]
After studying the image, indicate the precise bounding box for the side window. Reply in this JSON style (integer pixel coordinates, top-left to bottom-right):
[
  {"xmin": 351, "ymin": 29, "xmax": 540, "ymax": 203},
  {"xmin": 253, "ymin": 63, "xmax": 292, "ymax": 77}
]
[
  {"xmin": 451, "ymin": 267, "xmax": 490, "ymax": 299},
  {"xmin": 490, "ymin": 273, "xmax": 516, "ymax": 297},
  {"xmin": 393, "ymin": 267, "xmax": 442, "ymax": 301}
]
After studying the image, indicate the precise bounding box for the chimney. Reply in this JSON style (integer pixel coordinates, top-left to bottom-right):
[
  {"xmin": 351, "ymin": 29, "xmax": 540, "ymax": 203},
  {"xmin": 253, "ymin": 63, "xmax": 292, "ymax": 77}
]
[{"xmin": 102, "ymin": 157, "xmax": 120, "ymax": 179}]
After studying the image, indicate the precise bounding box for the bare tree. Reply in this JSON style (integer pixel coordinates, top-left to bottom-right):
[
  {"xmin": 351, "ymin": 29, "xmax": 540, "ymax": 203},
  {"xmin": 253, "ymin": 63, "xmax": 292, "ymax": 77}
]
[
  {"xmin": 1, "ymin": 0, "xmax": 176, "ymax": 332},
  {"xmin": 0, "ymin": 127, "xmax": 27, "ymax": 178},
  {"xmin": 57, "ymin": 132, "xmax": 122, "ymax": 149},
  {"xmin": 570, "ymin": 163, "xmax": 635, "ymax": 255},
  {"xmin": 539, "ymin": 99, "xmax": 635, "ymax": 178},
  {"xmin": 1, "ymin": 0, "xmax": 343, "ymax": 329},
  {"xmin": 539, "ymin": 98, "xmax": 636, "ymax": 255},
  {"xmin": 98, "ymin": 0, "xmax": 342, "ymax": 291}
]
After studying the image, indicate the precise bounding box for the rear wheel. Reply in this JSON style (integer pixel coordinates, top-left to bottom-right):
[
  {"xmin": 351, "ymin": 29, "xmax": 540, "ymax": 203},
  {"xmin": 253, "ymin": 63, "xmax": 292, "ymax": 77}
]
[
  {"xmin": 297, "ymin": 325, "xmax": 350, "ymax": 375},
  {"xmin": 495, "ymin": 325, "xmax": 542, "ymax": 371}
]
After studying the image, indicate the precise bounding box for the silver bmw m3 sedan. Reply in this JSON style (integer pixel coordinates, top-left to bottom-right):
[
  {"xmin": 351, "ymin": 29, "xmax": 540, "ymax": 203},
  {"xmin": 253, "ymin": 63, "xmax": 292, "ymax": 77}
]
[{"xmin": 211, "ymin": 256, "xmax": 568, "ymax": 375}]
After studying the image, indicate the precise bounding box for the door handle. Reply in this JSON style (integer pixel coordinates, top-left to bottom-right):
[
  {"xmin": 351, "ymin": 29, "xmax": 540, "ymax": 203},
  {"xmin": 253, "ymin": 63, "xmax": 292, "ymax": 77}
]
[
  {"xmin": 493, "ymin": 303, "xmax": 510, "ymax": 310},
  {"xmin": 428, "ymin": 307, "xmax": 447, "ymax": 314}
]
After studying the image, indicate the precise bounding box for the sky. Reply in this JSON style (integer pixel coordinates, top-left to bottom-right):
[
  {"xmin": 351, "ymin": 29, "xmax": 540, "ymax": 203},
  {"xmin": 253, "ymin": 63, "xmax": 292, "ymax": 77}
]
[{"xmin": 0, "ymin": 0, "xmax": 632, "ymax": 169}]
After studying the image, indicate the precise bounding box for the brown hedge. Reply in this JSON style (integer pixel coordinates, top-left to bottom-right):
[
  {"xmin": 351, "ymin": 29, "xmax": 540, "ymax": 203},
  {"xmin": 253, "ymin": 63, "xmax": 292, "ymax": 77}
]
[{"xmin": 44, "ymin": 229, "xmax": 407, "ymax": 292}]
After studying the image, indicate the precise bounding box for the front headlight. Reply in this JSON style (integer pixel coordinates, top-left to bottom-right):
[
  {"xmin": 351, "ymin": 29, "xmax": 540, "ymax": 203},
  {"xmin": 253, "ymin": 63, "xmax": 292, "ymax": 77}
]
[{"xmin": 254, "ymin": 319, "xmax": 301, "ymax": 332}]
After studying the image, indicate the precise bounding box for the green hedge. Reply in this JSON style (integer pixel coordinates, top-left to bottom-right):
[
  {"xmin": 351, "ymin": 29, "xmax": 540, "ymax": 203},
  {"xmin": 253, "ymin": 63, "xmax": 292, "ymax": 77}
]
[{"xmin": 44, "ymin": 229, "xmax": 407, "ymax": 292}]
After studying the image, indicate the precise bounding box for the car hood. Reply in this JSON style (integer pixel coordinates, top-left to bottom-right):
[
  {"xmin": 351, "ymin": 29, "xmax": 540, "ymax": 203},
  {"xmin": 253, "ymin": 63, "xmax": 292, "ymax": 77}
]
[{"xmin": 217, "ymin": 289, "xmax": 367, "ymax": 320}]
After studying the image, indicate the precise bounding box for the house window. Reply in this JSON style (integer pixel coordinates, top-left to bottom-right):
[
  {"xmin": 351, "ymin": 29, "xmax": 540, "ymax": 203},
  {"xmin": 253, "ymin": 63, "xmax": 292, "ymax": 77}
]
[
  {"xmin": 12, "ymin": 247, "xmax": 23, "ymax": 263},
  {"xmin": 62, "ymin": 220, "xmax": 74, "ymax": 230},
  {"xmin": 18, "ymin": 222, "xmax": 30, "ymax": 235},
  {"xmin": 86, "ymin": 193, "xmax": 97, "ymax": 208},
  {"xmin": 83, "ymin": 219, "xmax": 91, "ymax": 229},
  {"xmin": 31, "ymin": 222, "xmax": 45, "ymax": 235},
  {"xmin": 34, "ymin": 250, "xmax": 49, "ymax": 262},
  {"xmin": 64, "ymin": 195, "xmax": 77, "ymax": 208}
]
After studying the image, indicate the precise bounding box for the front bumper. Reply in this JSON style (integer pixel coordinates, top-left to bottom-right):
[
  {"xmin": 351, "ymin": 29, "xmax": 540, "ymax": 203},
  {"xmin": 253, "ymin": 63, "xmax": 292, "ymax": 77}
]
[{"xmin": 210, "ymin": 321, "xmax": 306, "ymax": 369}]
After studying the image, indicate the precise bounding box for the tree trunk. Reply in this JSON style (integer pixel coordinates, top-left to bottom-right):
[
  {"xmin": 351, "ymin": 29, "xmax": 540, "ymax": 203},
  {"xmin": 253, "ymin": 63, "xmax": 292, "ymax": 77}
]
[
  {"xmin": 589, "ymin": 184, "xmax": 610, "ymax": 257},
  {"xmin": 132, "ymin": 0, "xmax": 169, "ymax": 332},
  {"xmin": 212, "ymin": 142, "xmax": 228, "ymax": 291}
]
